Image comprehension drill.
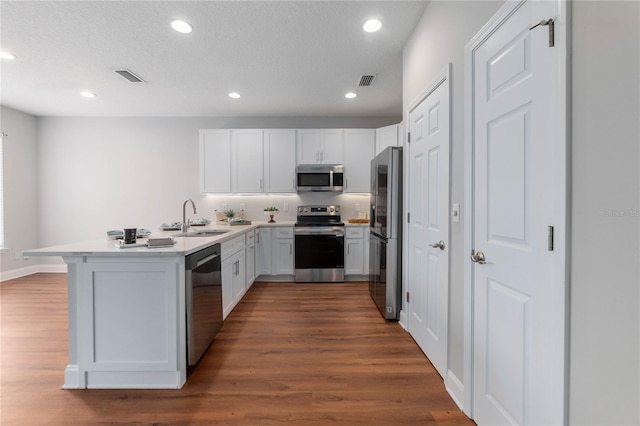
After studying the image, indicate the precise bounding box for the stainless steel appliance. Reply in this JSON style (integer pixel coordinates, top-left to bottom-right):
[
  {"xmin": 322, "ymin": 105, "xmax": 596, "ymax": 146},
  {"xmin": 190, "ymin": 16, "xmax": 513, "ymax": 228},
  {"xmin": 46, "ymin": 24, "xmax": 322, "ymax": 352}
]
[
  {"xmin": 296, "ymin": 164, "xmax": 344, "ymax": 192},
  {"xmin": 369, "ymin": 146, "xmax": 402, "ymax": 320},
  {"xmin": 294, "ymin": 205, "xmax": 345, "ymax": 282},
  {"xmin": 185, "ymin": 244, "xmax": 222, "ymax": 366}
]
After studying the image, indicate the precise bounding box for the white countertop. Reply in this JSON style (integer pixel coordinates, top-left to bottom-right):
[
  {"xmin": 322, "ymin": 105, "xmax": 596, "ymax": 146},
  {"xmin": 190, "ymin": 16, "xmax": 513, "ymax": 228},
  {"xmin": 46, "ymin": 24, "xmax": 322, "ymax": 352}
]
[{"xmin": 24, "ymin": 221, "xmax": 296, "ymax": 257}]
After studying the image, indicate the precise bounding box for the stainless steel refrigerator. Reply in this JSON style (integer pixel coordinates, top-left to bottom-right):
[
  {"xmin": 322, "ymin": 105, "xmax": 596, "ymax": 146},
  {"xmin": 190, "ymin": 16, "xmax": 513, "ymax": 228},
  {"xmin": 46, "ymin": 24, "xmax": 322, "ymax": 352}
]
[{"xmin": 369, "ymin": 146, "xmax": 402, "ymax": 320}]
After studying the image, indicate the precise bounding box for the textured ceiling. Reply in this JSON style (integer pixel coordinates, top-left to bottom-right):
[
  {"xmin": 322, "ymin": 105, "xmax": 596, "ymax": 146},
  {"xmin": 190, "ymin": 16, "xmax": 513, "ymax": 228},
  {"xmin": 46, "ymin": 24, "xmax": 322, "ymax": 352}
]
[{"xmin": 0, "ymin": 1, "xmax": 428, "ymax": 117}]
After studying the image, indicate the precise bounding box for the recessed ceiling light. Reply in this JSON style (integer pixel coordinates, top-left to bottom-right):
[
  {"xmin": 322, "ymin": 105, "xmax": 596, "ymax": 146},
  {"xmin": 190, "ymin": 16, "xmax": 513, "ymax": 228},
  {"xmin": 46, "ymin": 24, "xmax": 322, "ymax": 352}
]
[
  {"xmin": 0, "ymin": 51, "xmax": 16, "ymax": 60},
  {"xmin": 363, "ymin": 19, "xmax": 382, "ymax": 33},
  {"xmin": 345, "ymin": 92, "xmax": 357, "ymax": 99},
  {"xmin": 80, "ymin": 91, "xmax": 97, "ymax": 98},
  {"xmin": 171, "ymin": 20, "xmax": 193, "ymax": 34},
  {"xmin": 228, "ymin": 92, "xmax": 241, "ymax": 99}
]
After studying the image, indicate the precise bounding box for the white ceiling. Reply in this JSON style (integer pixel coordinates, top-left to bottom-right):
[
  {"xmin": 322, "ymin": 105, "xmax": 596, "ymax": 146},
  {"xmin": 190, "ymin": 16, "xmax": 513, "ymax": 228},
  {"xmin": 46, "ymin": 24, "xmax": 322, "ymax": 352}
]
[{"xmin": 0, "ymin": 1, "xmax": 428, "ymax": 118}]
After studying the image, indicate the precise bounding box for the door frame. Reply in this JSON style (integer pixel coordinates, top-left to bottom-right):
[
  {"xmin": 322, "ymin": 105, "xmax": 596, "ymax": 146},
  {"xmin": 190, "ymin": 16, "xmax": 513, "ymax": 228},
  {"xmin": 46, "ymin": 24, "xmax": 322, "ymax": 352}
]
[
  {"xmin": 462, "ymin": 0, "xmax": 570, "ymax": 420},
  {"xmin": 403, "ymin": 62, "xmax": 452, "ymax": 378}
]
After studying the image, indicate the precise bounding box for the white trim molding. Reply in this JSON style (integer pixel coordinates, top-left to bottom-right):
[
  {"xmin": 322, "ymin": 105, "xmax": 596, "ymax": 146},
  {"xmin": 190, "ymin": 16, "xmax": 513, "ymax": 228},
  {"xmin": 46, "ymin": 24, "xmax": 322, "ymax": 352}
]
[
  {"xmin": 446, "ymin": 369, "xmax": 465, "ymax": 411},
  {"xmin": 1, "ymin": 264, "xmax": 67, "ymax": 282}
]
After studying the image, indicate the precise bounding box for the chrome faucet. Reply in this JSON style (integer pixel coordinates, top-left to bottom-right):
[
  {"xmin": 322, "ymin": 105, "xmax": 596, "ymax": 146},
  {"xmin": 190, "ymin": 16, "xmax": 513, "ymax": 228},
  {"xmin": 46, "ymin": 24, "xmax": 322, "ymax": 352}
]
[{"xmin": 181, "ymin": 199, "xmax": 197, "ymax": 233}]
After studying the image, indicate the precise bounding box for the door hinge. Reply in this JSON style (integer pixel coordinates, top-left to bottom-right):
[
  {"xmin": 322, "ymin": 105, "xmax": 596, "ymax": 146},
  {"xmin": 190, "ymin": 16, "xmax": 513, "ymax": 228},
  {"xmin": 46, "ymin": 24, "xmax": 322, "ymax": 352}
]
[
  {"xmin": 406, "ymin": 292, "xmax": 410, "ymax": 303},
  {"xmin": 407, "ymin": 212, "xmax": 410, "ymax": 223},
  {"xmin": 407, "ymin": 132, "xmax": 411, "ymax": 143},
  {"xmin": 548, "ymin": 226, "xmax": 554, "ymax": 251},
  {"xmin": 529, "ymin": 18, "xmax": 554, "ymax": 47}
]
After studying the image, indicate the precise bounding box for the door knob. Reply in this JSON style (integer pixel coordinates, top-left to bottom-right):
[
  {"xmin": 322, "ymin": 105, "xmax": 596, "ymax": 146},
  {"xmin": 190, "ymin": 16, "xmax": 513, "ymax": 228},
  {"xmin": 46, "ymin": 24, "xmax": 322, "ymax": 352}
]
[
  {"xmin": 470, "ymin": 250, "xmax": 486, "ymax": 264},
  {"xmin": 430, "ymin": 240, "xmax": 446, "ymax": 250}
]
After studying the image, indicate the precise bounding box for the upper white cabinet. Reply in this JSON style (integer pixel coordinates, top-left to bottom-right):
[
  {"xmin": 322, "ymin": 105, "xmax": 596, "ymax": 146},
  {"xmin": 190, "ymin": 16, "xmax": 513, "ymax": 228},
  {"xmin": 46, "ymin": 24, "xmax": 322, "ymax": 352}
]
[
  {"xmin": 375, "ymin": 124, "xmax": 400, "ymax": 155},
  {"xmin": 200, "ymin": 129, "xmax": 232, "ymax": 193},
  {"xmin": 264, "ymin": 129, "xmax": 296, "ymax": 193},
  {"xmin": 344, "ymin": 129, "xmax": 375, "ymax": 193},
  {"xmin": 232, "ymin": 129, "xmax": 264, "ymax": 193},
  {"xmin": 296, "ymin": 129, "xmax": 343, "ymax": 164}
]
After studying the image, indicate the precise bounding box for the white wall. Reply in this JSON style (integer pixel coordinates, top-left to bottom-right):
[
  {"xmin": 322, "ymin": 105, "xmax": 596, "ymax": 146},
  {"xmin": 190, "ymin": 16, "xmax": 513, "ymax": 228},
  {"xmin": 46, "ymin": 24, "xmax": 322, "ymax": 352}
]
[
  {"xmin": 570, "ymin": 1, "xmax": 640, "ymax": 424},
  {"xmin": 0, "ymin": 106, "xmax": 40, "ymax": 279},
  {"xmin": 401, "ymin": 0, "xmax": 503, "ymax": 389},
  {"xmin": 32, "ymin": 116, "xmax": 391, "ymax": 266}
]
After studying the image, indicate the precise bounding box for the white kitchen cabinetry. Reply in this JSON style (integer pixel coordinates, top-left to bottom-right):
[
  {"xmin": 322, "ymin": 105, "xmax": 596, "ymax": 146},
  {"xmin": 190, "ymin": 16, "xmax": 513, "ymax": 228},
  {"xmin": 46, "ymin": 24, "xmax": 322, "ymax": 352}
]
[
  {"xmin": 264, "ymin": 129, "xmax": 296, "ymax": 192},
  {"xmin": 345, "ymin": 226, "xmax": 369, "ymax": 279},
  {"xmin": 246, "ymin": 229, "xmax": 256, "ymax": 288},
  {"xmin": 375, "ymin": 124, "xmax": 400, "ymax": 155},
  {"xmin": 296, "ymin": 129, "xmax": 343, "ymax": 164},
  {"xmin": 200, "ymin": 129, "xmax": 232, "ymax": 193},
  {"xmin": 256, "ymin": 226, "xmax": 294, "ymax": 280},
  {"xmin": 232, "ymin": 129, "xmax": 264, "ymax": 193},
  {"xmin": 344, "ymin": 129, "xmax": 375, "ymax": 193},
  {"xmin": 221, "ymin": 234, "xmax": 246, "ymax": 319}
]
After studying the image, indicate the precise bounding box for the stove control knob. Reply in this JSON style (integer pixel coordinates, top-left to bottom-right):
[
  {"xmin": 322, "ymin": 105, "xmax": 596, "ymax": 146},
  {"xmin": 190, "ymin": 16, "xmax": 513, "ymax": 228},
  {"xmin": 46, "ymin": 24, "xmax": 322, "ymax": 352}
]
[{"xmin": 335, "ymin": 206, "xmax": 340, "ymax": 212}]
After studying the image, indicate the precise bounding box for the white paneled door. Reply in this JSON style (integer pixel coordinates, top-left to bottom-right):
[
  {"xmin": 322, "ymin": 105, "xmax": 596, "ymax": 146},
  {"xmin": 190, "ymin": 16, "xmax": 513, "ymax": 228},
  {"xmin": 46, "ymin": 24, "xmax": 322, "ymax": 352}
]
[
  {"xmin": 407, "ymin": 66, "xmax": 450, "ymax": 379},
  {"xmin": 467, "ymin": 1, "xmax": 566, "ymax": 424}
]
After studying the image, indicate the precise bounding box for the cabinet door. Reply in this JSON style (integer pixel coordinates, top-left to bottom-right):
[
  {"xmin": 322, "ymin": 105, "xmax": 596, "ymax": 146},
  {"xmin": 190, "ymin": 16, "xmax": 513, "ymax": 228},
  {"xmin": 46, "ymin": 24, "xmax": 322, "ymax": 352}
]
[
  {"xmin": 264, "ymin": 129, "xmax": 296, "ymax": 192},
  {"xmin": 320, "ymin": 129, "xmax": 344, "ymax": 164},
  {"xmin": 375, "ymin": 124, "xmax": 400, "ymax": 155},
  {"xmin": 221, "ymin": 255, "xmax": 236, "ymax": 319},
  {"xmin": 232, "ymin": 251, "xmax": 246, "ymax": 302},
  {"xmin": 232, "ymin": 129, "xmax": 264, "ymax": 193},
  {"xmin": 344, "ymin": 129, "xmax": 375, "ymax": 193},
  {"xmin": 273, "ymin": 238, "xmax": 294, "ymax": 275},
  {"xmin": 200, "ymin": 130, "xmax": 232, "ymax": 193},
  {"xmin": 296, "ymin": 130, "xmax": 322, "ymax": 164},
  {"xmin": 256, "ymin": 228, "xmax": 272, "ymax": 276},
  {"xmin": 246, "ymin": 243, "xmax": 256, "ymax": 288},
  {"xmin": 345, "ymin": 239, "xmax": 364, "ymax": 275}
]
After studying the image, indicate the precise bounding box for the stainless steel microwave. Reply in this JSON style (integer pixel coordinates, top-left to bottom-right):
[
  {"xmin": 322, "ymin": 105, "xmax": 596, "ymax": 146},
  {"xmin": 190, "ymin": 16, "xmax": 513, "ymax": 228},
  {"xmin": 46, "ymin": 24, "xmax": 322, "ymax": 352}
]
[{"xmin": 296, "ymin": 164, "xmax": 344, "ymax": 192}]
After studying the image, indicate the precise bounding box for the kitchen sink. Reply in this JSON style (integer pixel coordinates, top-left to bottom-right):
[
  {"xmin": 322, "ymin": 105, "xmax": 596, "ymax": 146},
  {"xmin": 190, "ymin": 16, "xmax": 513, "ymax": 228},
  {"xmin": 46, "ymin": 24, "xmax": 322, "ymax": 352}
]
[{"xmin": 172, "ymin": 229, "xmax": 230, "ymax": 237}]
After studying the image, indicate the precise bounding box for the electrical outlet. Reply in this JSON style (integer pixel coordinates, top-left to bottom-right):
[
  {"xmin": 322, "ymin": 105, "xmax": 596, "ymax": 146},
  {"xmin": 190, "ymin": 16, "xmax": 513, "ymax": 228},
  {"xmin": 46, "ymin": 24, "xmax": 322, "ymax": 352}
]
[
  {"xmin": 222, "ymin": 203, "xmax": 228, "ymax": 211},
  {"xmin": 240, "ymin": 203, "xmax": 245, "ymax": 211},
  {"xmin": 355, "ymin": 203, "xmax": 361, "ymax": 212},
  {"xmin": 14, "ymin": 251, "xmax": 20, "ymax": 260},
  {"xmin": 283, "ymin": 203, "xmax": 289, "ymax": 212}
]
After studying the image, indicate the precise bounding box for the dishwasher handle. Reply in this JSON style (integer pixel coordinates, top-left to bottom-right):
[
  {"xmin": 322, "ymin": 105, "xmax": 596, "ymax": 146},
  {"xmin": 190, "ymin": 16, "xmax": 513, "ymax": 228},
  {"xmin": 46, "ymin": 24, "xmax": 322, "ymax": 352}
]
[{"xmin": 196, "ymin": 253, "xmax": 220, "ymax": 268}]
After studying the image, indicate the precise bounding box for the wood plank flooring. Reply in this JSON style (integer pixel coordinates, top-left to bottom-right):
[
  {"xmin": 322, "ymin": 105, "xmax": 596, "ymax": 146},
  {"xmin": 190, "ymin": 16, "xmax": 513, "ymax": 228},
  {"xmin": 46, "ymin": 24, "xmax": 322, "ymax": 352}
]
[{"xmin": 1, "ymin": 274, "xmax": 474, "ymax": 425}]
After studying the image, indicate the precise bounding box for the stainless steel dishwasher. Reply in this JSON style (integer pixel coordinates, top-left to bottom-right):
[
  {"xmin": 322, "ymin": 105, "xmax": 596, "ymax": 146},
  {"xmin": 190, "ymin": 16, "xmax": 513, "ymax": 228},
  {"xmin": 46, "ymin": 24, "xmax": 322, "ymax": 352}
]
[{"xmin": 185, "ymin": 244, "xmax": 222, "ymax": 366}]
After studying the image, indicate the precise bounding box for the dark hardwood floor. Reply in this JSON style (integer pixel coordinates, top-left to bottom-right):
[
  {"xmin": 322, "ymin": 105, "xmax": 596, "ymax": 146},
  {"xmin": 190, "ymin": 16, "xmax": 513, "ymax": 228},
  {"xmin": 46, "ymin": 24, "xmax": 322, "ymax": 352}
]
[{"xmin": 1, "ymin": 273, "xmax": 473, "ymax": 425}]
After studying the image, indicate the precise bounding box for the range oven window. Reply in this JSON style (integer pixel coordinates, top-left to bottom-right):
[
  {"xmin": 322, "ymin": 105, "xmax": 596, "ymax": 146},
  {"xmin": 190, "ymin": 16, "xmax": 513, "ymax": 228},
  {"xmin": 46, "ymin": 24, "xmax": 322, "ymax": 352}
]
[{"xmin": 295, "ymin": 234, "xmax": 344, "ymax": 269}]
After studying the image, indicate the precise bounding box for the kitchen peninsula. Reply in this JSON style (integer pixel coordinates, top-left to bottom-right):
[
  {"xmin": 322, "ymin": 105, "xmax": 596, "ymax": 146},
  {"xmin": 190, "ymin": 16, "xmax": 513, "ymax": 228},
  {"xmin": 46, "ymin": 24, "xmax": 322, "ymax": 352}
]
[{"xmin": 24, "ymin": 223, "xmax": 286, "ymax": 390}]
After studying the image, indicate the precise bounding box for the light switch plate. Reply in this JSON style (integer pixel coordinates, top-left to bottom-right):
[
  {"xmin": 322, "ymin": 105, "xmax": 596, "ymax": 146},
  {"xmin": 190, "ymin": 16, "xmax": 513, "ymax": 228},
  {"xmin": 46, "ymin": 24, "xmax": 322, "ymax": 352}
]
[
  {"xmin": 355, "ymin": 203, "xmax": 361, "ymax": 212},
  {"xmin": 284, "ymin": 203, "xmax": 289, "ymax": 212},
  {"xmin": 452, "ymin": 203, "xmax": 460, "ymax": 223}
]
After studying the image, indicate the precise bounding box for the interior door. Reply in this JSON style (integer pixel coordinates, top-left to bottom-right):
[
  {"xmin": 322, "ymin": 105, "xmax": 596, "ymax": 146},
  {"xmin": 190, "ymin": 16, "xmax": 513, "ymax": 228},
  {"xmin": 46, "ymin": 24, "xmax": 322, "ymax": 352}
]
[
  {"xmin": 469, "ymin": 1, "xmax": 565, "ymax": 424},
  {"xmin": 407, "ymin": 67, "xmax": 450, "ymax": 379}
]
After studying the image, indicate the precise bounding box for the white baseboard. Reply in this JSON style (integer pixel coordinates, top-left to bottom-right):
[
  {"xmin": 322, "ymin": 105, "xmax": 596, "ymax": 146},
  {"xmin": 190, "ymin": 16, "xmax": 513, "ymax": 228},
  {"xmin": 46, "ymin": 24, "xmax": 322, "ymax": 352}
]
[
  {"xmin": 1, "ymin": 264, "xmax": 67, "ymax": 282},
  {"xmin": 398, "ymin": 309, "xmax": 408, "ymax": 330},
  {"xmin": 445, "ymin": 369, "xmax": 465, "ymax": 411}
]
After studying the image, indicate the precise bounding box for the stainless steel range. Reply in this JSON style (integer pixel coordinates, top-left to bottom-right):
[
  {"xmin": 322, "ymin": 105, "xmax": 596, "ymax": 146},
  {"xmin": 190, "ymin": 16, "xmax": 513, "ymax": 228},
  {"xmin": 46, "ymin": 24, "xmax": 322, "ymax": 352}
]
[{"xmin": 294, "ymin": 205, "xmax": 345, "ymax": 282}]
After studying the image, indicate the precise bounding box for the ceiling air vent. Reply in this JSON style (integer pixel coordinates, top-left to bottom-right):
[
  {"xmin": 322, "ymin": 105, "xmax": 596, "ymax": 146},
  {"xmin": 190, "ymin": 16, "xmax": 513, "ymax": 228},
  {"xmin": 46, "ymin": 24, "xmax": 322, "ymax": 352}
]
[
  {"xmin": 114, "ymin": 69, "xmax": 145, "ymax": 83},
  {"xmin": 357, "ymin": 74, "xmax": 377, "ymax": 87}
]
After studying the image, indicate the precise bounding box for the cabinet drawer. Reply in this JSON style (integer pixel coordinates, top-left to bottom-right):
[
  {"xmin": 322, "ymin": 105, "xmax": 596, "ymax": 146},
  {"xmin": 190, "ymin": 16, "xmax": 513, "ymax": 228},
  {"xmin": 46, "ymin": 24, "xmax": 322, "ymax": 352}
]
[
  {"xmin": 345, "ymin": 226, "xmax": 364, "ymax": 238},
  {"xmin": 273, "ymin": 227, "xmax": 294, "ymax": 239},
  {"xmin": 222, "ymin": 235, "xmax": 246, "ymax": 258}
]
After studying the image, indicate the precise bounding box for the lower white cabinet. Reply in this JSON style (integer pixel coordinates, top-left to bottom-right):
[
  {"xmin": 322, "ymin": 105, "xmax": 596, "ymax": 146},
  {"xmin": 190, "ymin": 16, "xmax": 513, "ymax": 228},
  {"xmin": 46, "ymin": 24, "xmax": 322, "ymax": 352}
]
[
  {"xmin": 246, "ymin": 229, "xmax": 256, "ymax": 288},
  {"xmin": 221, "ymin": 234, "xmax": 246, "ymax": 319},
  {"xmin": 345, "ymin": 226, "xmax": 369, "ymax": 279},
  {"xmin": 256, "ymin": 226, "xmax": 294, "ymax": 279}
]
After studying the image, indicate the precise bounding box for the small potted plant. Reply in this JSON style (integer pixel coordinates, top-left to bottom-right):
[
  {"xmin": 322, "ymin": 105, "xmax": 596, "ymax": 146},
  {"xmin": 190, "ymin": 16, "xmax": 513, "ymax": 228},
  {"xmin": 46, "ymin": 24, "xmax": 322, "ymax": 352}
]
[
  {"xmin": 224, "ymin": 209, "xmax": 236, "ymax": 225},
  {"xmin": 263, "ymin": 206, "xmax": 279, "ymax": 223}
]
